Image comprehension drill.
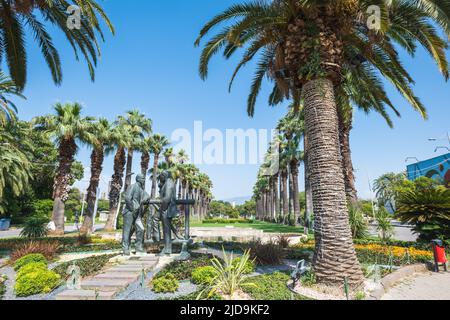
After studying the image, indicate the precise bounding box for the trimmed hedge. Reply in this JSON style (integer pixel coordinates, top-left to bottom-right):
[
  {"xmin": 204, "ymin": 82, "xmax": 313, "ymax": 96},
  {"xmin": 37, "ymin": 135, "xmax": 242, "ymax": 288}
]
[
  {"xmin": 13, "ymin": 254, "xmax": 47, "ymax": 271},
  {"xmin": 14, "ymin": 268, "xmax": 61, "ymax": 297},
  {"xmin": 151, "ymin": 273, "xmax": 179, "ymax": 293},
  {"xmin": 191, "ymin": 266, "xmax": 218, "ymax": 286},
  {"xmin": 16, "ymin": 262, "xmax": 48, "ymax": 279},
  {"xmin": 202, "ymin": 218, "xmax": 254, "ymax": 224}
]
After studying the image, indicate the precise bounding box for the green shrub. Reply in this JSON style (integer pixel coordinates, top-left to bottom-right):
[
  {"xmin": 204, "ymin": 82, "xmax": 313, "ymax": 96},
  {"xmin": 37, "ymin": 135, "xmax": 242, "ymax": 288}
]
[
  {"xmin": 151, "ymin": 273, "xmax": 179, "ymax": 293},
  {"xmin": 300, "ymin": 270, "xmax": 317, "ymax": 287},
  {"xmin": 348, "ymin": 205, "xmax": 369, "ymax": 239},
  {"xmin": 243, "ymin": 272, "xmax": 311, "ymax": 300},
  {"xmin": 20, "ymin": 217, "xmax": 49, "ymax": 239},
  {"xmin": 155, "ymin": 253, "xmax": 219, "ymax": 280},
  {"xmin": 16, "ymin": 262, "xmax": 48, "ymax": 279},
  {"xmin": 202, "ymin": 218, "xmax": 253, "ymax": 224},
  {"xmin": 0, "ymin": 275, "xmax": 7, "ymax": 300},
  {"xmin": 191, "ymin": 266, "xmax": 218, "ymax": 286},
  {"xmin": 232, "ymin": 257, "xmax": 255, "ymax": 274},
  {"xmin": 13, "ymin": 253, "xmax": 47, "ymax": 271},
  {"xmin": 32, "ymin": 200, "xmax": 53, "ymax": 218},
  {"xmin": 15, "ymin": 268, "xmax": 61, "ymax": 297}
]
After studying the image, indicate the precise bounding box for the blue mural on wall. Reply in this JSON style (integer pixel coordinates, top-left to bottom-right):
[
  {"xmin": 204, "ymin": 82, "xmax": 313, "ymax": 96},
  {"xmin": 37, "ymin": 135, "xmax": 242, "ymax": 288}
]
[{"xmin": 407, "ymin": 153, "xmax": 450, "ymax": 188}]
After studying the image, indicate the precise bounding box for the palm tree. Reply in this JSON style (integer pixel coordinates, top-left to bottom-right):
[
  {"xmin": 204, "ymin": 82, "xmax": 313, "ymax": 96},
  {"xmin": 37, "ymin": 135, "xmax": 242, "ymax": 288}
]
[
  {"xmin": 0, "ymin": 72, "xmax": 23, "ymax": 125},
  {"xmin": 373, "ymin": 172, "xmax": 407, "ymax": 213},
  {"xmin": 117, "ymin": 110, "xmax": 152, "ymax": 191},
  {"xmin": 149, "ymin": 134, "xmax": 170, "ymax": 199},
  {"xmin": 0, "ymin": 0, "xmax": 114, "ymax": 91},
  {"xmin": 140, "ymin": 136, "xmax": 152, "ymax": 178},
  {"xmin": 33, "ymin": 103, "xmax": 93, "ymax": 235},
  {"xmin": 104, "ymin": 124, "xmax": 132, "ymax": 232},
  {"xmin": 163, "ymin": 147, "xmax": 175, "ymax": 167},
  {"xmin": 80, "ymin": 118, "xmax": 113, "ymax": 235},
  {"xmin": 196, "ymin": 0, "xmax": 449, "ymax": 286},
  {"xmin": 0, "ymin": 122, "xmax": 32, "ymax": 214}
]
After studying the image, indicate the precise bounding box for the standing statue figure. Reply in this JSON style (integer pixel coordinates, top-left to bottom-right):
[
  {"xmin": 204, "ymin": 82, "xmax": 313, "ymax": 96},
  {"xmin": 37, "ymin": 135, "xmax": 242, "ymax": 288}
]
[
  {"xmin": 158, "ymin": 170, "xmax": 179, "ymax": 255},
  {"xmin": 122, "ymin": 174, "xmax": 149, "ymax": 256}
]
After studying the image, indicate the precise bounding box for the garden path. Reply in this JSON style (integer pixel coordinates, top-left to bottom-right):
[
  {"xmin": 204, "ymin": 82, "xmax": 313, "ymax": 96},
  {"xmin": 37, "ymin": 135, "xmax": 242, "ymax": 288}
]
[{"xmin": 381, "ymin": 271, "xmax": 450, "ymax": 300}]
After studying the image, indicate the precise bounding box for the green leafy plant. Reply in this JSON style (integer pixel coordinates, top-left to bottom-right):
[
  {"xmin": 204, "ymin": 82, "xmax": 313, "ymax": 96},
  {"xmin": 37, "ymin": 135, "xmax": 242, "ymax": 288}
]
[
  {"xmin": 348, "ymin": 205, "xmax": 369, "ymax": 239},
  {"xmin": 232, "ymin": 257, "xmax": 255, "ymax": 274},
  {"xmin": 20, "ymin": 216, "xmax": 49, "ymax": 238},
  {"xmin": 16, "ymin": 262, "xmax": 48, "ymax": 279},
  {"xmin": 150, "ymin": 273, "xmax": 179, "ymax": 293},
  {"xmin": 191, "ymin": 266, "xmax": 218, "ymax": 286},
  {"xmin": 248, "ymin": 240, "xmax": 285, "ymax": 266},
  {"xmin": 396, "ymin": 187, "xmax": 450, "ymax": 241},
  {"xmin": 200, "ymin": 250, "xmax": 255, "ymax": 299},
  {"xmin": 354, "ymin": 291, "xmax": 366, "ymax": 300},
  {"xmin": 14, "ymin": 268, "xmax": 61, "ymax": 297},
  {"xmin": 31, "ymin": 200, "xmax": 54, "ymax": 218},
  {"xmin": 155, "ymin": 253, "xmax": 219, "ymax": 280},
  {"xmin": 0, "ymin": 274, "xmax": 7, "ymax": 300},
  {"xmin": 300, "ymin": 270, "xmax": 317, "ymax": 287},
  {"xmin": 243, "ymin": 272, "xmax": 311, "ymax": 300},
  {"xmin": 13, "ymin": 253, "xmax": 47, "ymax": 271},
  {"xmin": 376, "ymin": 208, "xmax": 394, "ymax": 241}
]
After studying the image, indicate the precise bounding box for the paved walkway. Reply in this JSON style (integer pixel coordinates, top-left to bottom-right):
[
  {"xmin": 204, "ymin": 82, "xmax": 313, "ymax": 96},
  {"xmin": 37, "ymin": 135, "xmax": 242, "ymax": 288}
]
[
  {"xmin": 381, "ymin": 271, "xmax": 450, "ymax": 300},
  {"xmin": 0, "ymin": 224, "xmax": 106, "ymax": 239},
  {"xmin": 56, "ymin": 254, "xmax": 162, "ymax": 300}
]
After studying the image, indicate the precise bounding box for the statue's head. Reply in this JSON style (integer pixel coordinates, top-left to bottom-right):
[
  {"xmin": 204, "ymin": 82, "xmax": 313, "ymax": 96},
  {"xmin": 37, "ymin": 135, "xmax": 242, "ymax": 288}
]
[
  {"xmin": 136, "ymin": 174, "xmax": 146, "ymax": 185},
  {"xmin": 158, "ymin": 170, "xmax": 171, "ymax": 184}
]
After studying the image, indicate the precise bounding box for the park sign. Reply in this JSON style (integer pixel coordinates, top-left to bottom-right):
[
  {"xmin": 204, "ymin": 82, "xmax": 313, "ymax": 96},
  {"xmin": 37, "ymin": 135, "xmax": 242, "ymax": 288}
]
[{"xmin": 407, "ymin": 153, "xmax": 450, "ymax": 188}]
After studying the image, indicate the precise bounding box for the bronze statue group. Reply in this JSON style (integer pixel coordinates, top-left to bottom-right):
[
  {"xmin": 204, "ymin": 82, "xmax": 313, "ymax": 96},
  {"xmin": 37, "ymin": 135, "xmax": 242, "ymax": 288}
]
[{"xmin": 122, "ymin": 170, "xmax": 180, "ymax": 256}]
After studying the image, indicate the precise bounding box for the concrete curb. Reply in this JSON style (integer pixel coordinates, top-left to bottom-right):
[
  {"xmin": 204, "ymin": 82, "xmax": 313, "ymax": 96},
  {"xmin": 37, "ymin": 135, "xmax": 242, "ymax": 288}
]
[{"xmin": 366, "ymin": 264, "xmax": 428, "ymax": 300}]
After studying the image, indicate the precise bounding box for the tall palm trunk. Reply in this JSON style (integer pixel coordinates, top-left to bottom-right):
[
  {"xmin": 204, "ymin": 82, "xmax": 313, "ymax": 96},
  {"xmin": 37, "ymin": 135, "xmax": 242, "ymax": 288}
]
[
  {"xmin": 124, "ymin": 149, "xmax": 134, "ymax": 191},
  {"xmin": 288, "ymin": 168, "xmax": 294, "ymax": 224},
  {"xmin": 280, "ymin": 170, "xmax": 289, "ymax": 224},
  {"xmin": 105, "ymin": 146, "xmax": 126, "ymax": 231},
  {"xmin": 80, "ymin": 147, "xmax": 104, "ymax": 235},
  {"xmin": 273, "ymin": 174, "xmax": 279, "ymax": 222},
  {"xmin": 150, "ymin": 153, "xmax": 160, "ymax": 198},
  {"xmin": 141, "ymin": 151, "xmax": 150, "ymax": 178},
  {"xmin": 51, "ymin": 138, "xmax": 77, "ymax": 235},
  {"xmin": 338, "ymin": 113, "xmax": 358, "ymax": 204},
  {"xmin": 304, "ymin": 136, "xmax": 313, "ymax": 231},
  {"xmin": 302, "ymin": 79, "xmax": 363, "ymax": 286},
  {"xmin": 291, "ymin": 160, "xmax": 301, "ymax": 226}
]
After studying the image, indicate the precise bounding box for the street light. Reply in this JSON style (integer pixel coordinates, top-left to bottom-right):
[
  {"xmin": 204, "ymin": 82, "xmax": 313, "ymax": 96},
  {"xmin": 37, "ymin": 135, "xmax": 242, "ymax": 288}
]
[
  {"xmin": 435, "ymin": 146, "xmax": 450, "ymax": 153},
  {"xmin": 405, "ymin": 157, "xmax": 420, "ymax": 163},
  {"xmin": 428, "ymin": 132, "xmax": 450, "ymax": 145}
]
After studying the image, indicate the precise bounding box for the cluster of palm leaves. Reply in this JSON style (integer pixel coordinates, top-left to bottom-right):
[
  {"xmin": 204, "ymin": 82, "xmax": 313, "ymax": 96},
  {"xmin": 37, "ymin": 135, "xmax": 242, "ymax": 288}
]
[
  {"xmin": 196, "ymin": 0, "xmax": 450, "ymax": 285},
  {"xmin": 0, "ymin": 0, "xmax": 114, "ymax": 91}
]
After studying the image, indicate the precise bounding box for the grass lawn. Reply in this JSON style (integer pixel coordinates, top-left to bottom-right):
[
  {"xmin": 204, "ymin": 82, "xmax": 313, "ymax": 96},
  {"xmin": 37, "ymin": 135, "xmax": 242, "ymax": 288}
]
[{"xmin": 191, "ymin": 220, "xmax": 306, "ymax": 234}]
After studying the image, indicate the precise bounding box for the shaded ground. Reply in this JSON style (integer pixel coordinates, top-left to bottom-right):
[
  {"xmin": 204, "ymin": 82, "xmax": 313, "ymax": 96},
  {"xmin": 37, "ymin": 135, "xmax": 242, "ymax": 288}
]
[{"xmin": 381, "ymin": 271, "xmax": 450, "ymax": 300}]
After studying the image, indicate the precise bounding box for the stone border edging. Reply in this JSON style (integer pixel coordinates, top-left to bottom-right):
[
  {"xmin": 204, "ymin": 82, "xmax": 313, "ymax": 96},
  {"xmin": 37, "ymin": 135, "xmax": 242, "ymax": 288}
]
[{"xmin": 366, "ymin": 264, "xmax": 428, "ymax": 300}]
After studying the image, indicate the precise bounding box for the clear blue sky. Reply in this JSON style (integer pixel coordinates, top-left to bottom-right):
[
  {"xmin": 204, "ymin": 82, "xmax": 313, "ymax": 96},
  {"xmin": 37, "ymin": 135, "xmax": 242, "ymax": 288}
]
[{"xmin": 13, "ymin": 0, "xmax": 450, "ymax": 201}]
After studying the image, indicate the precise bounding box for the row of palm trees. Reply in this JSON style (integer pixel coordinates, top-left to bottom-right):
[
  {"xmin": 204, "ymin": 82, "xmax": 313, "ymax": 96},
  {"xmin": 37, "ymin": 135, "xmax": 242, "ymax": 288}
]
[
  {"xmin": 253, "ymin": 108, "xmax": 305, "ymax": 226},
  {"xmin": 196, "ymin": 0, "xmax": 450, "ymax": 286},
  {"xmin": 34, "ymin": 104, "xmax": 213, "ymax": 236}
]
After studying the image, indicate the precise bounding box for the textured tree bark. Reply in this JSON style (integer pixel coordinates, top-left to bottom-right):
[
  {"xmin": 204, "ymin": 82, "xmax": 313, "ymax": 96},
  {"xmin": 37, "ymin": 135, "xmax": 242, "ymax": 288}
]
[
  {"xmin": 304, "ymin": 136, "xmax": 314, "ymax": 231},
  {"xmin": 302, "ymin": 79, "xmax": 364, "ymax": 286},
  {"xmin": 291, "ymin": 160, "xmax": 301, "ymax": 226},
  {"xmin": 124, "ymin": 149, "xmax": 134, "ymax": 191},
  {"xmin": 273, "ymin": 174, "xmax": 280, "ymax": 221},
  {"xmin": 150, "ymin": 154, "xmax": 160, "ymax": 199},
  {"xmin": 280, "ymin": 170, "xmax": 289, "ymax": 224},
  {"xmin": 80, "ymin": 147, "xmax": 104, "ymax": 235},
  {"xmin": 338, "ymin": 113, "xmax": 358, "ymax": 204},
  {"xmin": 141, "ymin": 151, "xmax": 150, "ymax": 179},
  {"xmin": 105, "ymin": 147, "xmax": 126, "ymax": 231},
  {"xmin": 288, "ymin": 168, "xmax": 294, "ymax": 224},
  {"xmin": 51, "ymin": 138, "xmax": 77, "ymax": 235}
]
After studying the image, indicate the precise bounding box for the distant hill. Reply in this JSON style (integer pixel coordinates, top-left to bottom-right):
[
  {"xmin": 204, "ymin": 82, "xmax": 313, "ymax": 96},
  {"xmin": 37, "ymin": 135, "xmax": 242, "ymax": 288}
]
[{"xmin": 220, "ymin": 196, "xmax": 252, "ymax": 205}]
